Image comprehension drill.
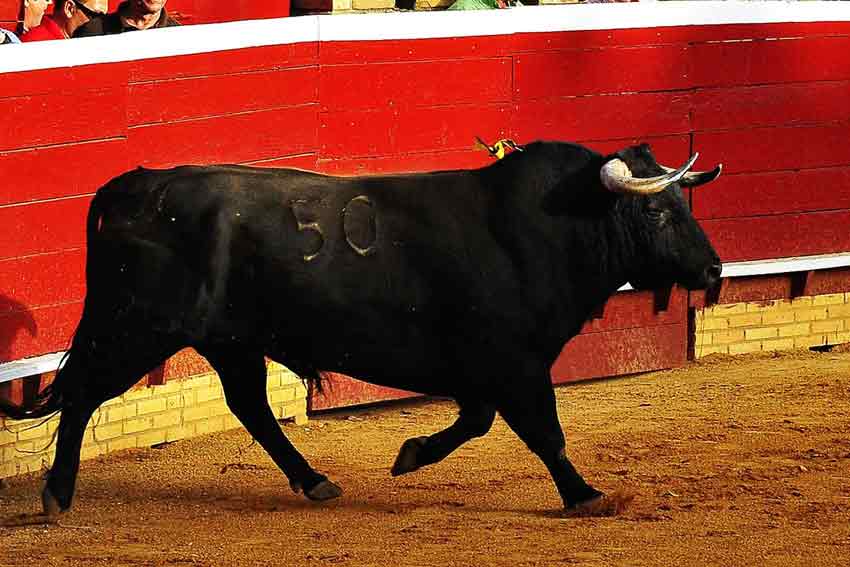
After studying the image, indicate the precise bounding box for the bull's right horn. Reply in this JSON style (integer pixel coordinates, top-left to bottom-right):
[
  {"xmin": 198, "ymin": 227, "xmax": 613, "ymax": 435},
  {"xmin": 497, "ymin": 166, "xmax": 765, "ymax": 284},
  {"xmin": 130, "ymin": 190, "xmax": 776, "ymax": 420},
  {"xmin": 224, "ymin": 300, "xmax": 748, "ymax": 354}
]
[
  {"xmin": 660, "ymin": 163, "xmax": 723, "ymax": 187},
  {"xmin": 601, "ymin": 153, "xmax": 699, "ymax": 195}
]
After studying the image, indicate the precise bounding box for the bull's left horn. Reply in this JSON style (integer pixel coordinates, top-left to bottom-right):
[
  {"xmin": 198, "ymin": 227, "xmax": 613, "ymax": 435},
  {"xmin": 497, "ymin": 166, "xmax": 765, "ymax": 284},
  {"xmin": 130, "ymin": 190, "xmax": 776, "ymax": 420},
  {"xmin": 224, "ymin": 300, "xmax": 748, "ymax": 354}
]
[
  {"xmin": 660, "ymin": 163, "xmax": 723, "ymax": 187},
  {"xmin": 601, "ymin": 153, "xmax": 699, "ymax": 195}
]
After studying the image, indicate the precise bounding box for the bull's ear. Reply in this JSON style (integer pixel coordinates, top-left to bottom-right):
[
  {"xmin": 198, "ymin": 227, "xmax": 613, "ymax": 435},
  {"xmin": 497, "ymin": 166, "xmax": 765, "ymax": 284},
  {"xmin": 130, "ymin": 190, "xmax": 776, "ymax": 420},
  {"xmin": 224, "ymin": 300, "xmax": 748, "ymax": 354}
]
[{"xmin": 541, "ymin": 152, "xmax": 613, "ymax": 215}]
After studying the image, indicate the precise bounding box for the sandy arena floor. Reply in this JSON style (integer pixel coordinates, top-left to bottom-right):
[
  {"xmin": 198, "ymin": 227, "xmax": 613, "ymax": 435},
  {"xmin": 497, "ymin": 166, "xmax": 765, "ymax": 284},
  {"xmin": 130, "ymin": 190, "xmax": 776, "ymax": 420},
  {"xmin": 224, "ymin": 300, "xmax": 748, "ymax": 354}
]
[{"xmin": 1, "ymin": 349, "xmax": 849, "ymax": 566}]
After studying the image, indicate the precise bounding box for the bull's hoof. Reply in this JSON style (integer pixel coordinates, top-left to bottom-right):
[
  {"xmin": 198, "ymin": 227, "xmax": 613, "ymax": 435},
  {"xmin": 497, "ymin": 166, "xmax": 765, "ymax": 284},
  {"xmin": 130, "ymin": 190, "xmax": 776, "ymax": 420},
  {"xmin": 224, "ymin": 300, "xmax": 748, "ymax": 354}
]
[
  {"xmin": 564, "ymin": 490, "xmax": 634, "ymax": 518},
  {"xmin": 304, "ymin": 479, "xmax": 343, "ymax": 501},
  {"xmin": 391, "ymin": 436, "xmax": 428, "ymax": 477},
  {"xmin": 41, "ymin": 486, "xmax": 65, "ymax": 517}
]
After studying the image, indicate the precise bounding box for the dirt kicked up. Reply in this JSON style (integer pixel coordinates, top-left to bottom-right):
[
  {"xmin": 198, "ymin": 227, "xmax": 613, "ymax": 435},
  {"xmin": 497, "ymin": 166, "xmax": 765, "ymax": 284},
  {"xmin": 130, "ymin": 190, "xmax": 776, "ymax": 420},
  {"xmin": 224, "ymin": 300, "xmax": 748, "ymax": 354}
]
[{"xmin": 1, "ymin": 349, "xmax": 849, "ymax": 566}]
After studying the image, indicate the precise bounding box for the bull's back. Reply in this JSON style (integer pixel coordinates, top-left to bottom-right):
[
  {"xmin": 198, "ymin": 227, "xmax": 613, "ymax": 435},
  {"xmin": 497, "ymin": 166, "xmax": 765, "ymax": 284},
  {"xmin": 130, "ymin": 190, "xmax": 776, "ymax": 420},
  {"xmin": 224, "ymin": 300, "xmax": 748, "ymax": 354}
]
[{"xmin": 87, "ymin": 165, "xmax": 515, "ymax": 387}]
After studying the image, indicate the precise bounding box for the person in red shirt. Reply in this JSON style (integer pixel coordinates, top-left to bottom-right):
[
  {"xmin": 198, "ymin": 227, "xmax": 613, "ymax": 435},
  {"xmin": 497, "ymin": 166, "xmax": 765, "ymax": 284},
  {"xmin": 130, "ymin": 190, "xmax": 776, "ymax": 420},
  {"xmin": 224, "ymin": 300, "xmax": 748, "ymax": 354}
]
[
  {"xmin": 20, "ymin": 0, "xmax": 52, "ymax": 36},
  {"xmin": 22, "ymin": 0, "xmax": 102, "ymax": 42}
]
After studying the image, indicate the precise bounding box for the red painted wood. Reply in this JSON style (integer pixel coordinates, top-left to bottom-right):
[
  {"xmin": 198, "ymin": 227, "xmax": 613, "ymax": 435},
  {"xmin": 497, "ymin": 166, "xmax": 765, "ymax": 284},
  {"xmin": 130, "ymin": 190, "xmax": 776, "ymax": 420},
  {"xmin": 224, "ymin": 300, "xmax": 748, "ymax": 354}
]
[
  {"xmin": 702, "ymin": 210, "xmax": 850, "ymax": 263},
  {"xmin": 691, "ymin": 36, "xmax": 850, "ymax": 88},
  {"xmin": 514, "ymin": 23, "xmax": 850, "ymax": 53},
  {"xmin": 514, "ymin": 29, "xmax": 685, "ymax": 52},
  {"xmin": 0, "ymin": 302, "xmax": 82, "ymax": 362},
  {"xmin": 0, "ymin": 63, "xmax": 130, "ymax": 99},
  {"xmin": 0, "ymin": 0, "xmax": 19, "ymax": 21},
  {"xmin": 580, "ymin": 289, "xmax": 687, "ymax": 334},
  {"xmin": 0, "ymin": 379, "xmax": 25, "ymax": 408},
  {"xmin": 551, "ymin": 323, "xmax": 687, "ymax": 384},
  {"xmin": 693, "ymin": 168, "xmax": 850, "ymax": 220},
  {"xmin": 128, "ymin": 45, "xmax": 316, "ymax": 84},
  {"xmin": 244, "ymin": 153, "xmax": 318, "ymax": 170},
  {"xmin": 309, "ymin": 372, "xmax": 419, "ymax": 412},
  {"xmin": 690, "ymin": 269, "xmax": 850, "ymax": 306},
  {"xmin": 580, "ymin": 135, "xmax": 691, "ymax": 167},
  {"xmin": 690, "ymin": 277, "xmax": 790, "ymax": 310},
  {"xmin": 160, "ymin": 348, "xmax": 212, "ymax": 381},
  {"xmin": 128, "ymin": 67, "xmax": 318, "ymax": 126},
  {"xmin": 320, "ymin": 36, "xmax": 517, "ymax": 66},
  {"xmin": 316, "ymin": 149, "xmax": 492, "ymax": 176},
  {"xmin": 0, "ymin": 138, "xmax": 129, "ymax": 206},
  {"xmin": 685, "ymin": 22, "xmax": 850, "ymax": 43},
  {"xmin": 0, "ymin": 294, "xmax": 37, "ymax": 360},
  {"xmin": 514, "ymin": 91, "xmax": 692, "ymax": 142},
  {"xmin": 149, "ymin": 350, "xmax": 314, "ymax": 388},
  {"xmin": 0, "ymin": 88, "xmax": 127, "ymax": 152},
  {"xmin": 126, "ymin": 105, "xmax": 317, "ymax": 167},
  {"xmin": 805, "ymin": 268, "xmax": 850, "ymax": 297},
  {"xmin": 0, "ymin": 197, "xmax": 90, "ymax": 261},
  {"xmin": 514, "ymin": 45, "xmax": 691, "ymax": 100},
  {"xmin": 695, "ymin": 123, "xmax": 850, "ymax": 175},
  {"xmin": 320, "ymin": 103, "xmax": 511, "ymax": 159},
  {"xmin": 0, "ymin": 250, "xmax": 85, "ymax": 312},
  {"xmin": 692, "ymin": 82, "xmax": 850, "ymax": 132},
  {"xmin": 319, "ymin": 58, "xmax": 512, "ymax": 112}
]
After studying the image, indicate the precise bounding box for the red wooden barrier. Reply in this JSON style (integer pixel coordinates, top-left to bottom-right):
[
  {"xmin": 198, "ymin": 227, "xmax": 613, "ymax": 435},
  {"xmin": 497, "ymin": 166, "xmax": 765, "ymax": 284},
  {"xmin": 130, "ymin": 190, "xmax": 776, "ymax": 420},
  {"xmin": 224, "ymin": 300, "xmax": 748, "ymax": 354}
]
[{"xmin": 1, "ymin": 7, "xmax": 849, "ymax": 411}]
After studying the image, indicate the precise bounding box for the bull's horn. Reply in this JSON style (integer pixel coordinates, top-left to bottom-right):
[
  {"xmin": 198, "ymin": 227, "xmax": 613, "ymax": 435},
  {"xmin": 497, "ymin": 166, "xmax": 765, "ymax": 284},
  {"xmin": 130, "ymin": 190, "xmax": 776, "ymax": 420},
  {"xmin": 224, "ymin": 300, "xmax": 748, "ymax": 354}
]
[
  {"xmin": 660, "ymin": 163, "xmax": 723, "ymax": 187},
  {"xmin": 601, "ymin": 153, "xmax": 699, "ymax": 195}
]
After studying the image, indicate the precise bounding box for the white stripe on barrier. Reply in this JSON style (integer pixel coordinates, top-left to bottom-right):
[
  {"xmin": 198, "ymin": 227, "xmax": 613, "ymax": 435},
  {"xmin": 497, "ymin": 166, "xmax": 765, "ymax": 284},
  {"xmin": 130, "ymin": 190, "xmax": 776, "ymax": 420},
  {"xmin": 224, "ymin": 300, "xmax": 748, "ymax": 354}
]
[
  {"xmin": 0, "ymin": 15, "xmax": 318, "ymax": 74},
  {"xmin": 0, "ymin": 352, "xmax": 65, "ymax": 385},
  {"xmin": 2, "ymin": 2, "xmax": 850, "ymax": 75},
  {"xmin": 3, "ymin": 251, "xmax": 849, "ymax": 384},
  {"xmin": 320, "ymin": 2, "xmax": 850, "ymax": 42},
  {"xmin": 720, "ymin": 252, "xmax": 850, "ymax": 279}
]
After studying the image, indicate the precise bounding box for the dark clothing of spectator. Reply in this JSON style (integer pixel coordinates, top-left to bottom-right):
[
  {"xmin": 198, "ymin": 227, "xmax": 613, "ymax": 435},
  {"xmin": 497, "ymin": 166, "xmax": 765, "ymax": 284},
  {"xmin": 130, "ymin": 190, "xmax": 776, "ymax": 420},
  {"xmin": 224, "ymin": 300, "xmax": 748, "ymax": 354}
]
[
  {"xmin": 22, "ymin": 16, "xmax": 66, "ymax": 42},
  {"xmin": 74, "ymin": 2, "xmax": 179, "ymax": 37}
]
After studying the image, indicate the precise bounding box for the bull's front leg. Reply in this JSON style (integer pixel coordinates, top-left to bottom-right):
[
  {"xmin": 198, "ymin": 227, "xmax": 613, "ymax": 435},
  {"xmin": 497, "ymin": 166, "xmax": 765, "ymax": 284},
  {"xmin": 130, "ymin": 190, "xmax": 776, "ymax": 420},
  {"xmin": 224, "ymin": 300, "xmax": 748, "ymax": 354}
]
[
  {"xmin": 496, "ymin": 379, "xmax": 623, "ymax": 514},
  {"xmin": 391, "ymin": 401, "xmax": 495, "ymax": 476}
]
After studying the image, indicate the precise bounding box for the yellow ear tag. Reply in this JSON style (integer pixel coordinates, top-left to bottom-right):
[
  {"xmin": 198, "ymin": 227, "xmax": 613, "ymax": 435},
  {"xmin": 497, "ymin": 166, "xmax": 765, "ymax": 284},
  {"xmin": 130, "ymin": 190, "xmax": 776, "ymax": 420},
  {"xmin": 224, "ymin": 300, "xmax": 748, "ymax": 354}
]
[
  {"xmin": 493, "ymin": 141, "xmax": 507, "ymax": 160},
  {"xmin": 474, "ymin": 137, "xmax": 523, "ymax": 160}
]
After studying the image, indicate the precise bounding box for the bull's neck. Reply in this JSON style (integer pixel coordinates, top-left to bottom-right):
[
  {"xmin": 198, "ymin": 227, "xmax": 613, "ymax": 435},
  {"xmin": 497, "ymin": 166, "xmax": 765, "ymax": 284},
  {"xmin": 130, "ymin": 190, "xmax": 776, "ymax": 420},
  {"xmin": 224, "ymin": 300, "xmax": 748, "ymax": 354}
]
[
  {"xmin": 477, "ymin": 157, "xmax": 636, "ymax": 345},
  {"xmin": 558, "ymin": 209, "xmax": 634, "ymax": 326}
]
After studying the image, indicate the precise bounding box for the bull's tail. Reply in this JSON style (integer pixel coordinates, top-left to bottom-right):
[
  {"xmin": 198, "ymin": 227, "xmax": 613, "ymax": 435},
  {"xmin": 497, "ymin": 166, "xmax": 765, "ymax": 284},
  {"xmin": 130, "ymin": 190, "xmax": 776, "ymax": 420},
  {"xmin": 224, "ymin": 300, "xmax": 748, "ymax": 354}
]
[{"xmin": 0, "ymin": 186, "xmax": 113, "ymax": 421}]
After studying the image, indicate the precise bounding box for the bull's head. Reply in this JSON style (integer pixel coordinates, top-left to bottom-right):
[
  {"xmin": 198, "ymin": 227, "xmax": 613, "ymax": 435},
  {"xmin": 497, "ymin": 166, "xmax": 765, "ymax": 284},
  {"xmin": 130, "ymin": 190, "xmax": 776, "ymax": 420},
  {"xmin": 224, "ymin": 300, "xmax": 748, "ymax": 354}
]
[{"xmin": 601, "ymin": 144, "xmax": 722, "ymax": 291}]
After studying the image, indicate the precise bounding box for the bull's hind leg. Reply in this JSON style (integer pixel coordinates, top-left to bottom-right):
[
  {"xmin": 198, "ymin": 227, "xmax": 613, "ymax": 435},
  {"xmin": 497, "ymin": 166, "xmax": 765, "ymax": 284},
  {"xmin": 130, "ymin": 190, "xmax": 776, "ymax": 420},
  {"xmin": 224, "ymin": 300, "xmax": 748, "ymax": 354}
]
[
  {"xmin": 44, "ymin": 336, "xmax": 180, "ymax": 515},
  {"xmin": 391, "ymin": 401, "xmax": 495, "ymax": 476},
  {"xmin": 497, "ymin": 380, "xmax": 604, "ymax": 511},
  {"xmin": 199, "ymin": 346, "xmax": 341, "ymax": 501}
]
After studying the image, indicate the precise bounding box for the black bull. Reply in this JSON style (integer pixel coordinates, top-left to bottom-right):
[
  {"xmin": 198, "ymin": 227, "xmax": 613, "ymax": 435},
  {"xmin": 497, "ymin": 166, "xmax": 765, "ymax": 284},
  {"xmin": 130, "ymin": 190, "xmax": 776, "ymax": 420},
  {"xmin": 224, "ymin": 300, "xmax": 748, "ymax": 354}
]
[{"xmin": 2, "ymin": 141, "xmax": 722, "ymax": 515}]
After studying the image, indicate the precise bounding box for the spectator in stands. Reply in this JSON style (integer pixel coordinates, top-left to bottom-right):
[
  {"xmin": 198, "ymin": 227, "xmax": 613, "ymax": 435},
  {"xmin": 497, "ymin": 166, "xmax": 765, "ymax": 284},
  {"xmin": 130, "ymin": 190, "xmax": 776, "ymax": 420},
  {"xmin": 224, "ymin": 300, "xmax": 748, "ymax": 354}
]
[
  {"xmin": 1, "ymin": 28, "xmax": 21, "ymax": 44},
  {"xmin": 74, "ymin": 0, "xmax": 179, "ymax": 37},
  {"xmin": 21, "ymin": 0, "xmax": 102, "ymax": 41},
  {"xmin": 20, "ymin": 0, "xmax": 51, "ymax": 35}
]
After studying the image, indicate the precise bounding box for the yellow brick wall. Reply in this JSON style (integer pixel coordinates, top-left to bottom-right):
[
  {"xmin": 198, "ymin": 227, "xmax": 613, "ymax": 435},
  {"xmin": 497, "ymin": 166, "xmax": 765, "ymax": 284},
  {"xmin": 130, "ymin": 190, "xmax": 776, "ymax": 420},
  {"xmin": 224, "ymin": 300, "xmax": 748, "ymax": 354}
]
[
  {"xmin": 0, "ymin": 363, "xmax": 307, "ymax": 479},
  {"xmin": 693, "ymin": 292, "xmax": 850, "ymax": 358}
]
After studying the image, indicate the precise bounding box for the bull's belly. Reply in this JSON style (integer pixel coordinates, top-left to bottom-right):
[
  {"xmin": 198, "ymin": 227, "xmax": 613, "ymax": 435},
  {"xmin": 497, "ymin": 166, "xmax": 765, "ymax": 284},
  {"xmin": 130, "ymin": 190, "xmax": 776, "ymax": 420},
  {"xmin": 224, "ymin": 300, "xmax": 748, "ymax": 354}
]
[
  {"xmin": 267, "ymin": 342, "xmax": 457, "ymax": 397},
  {"xmin": 261, "ymin": 319, "xmax": 473, "ymax": 399}
]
